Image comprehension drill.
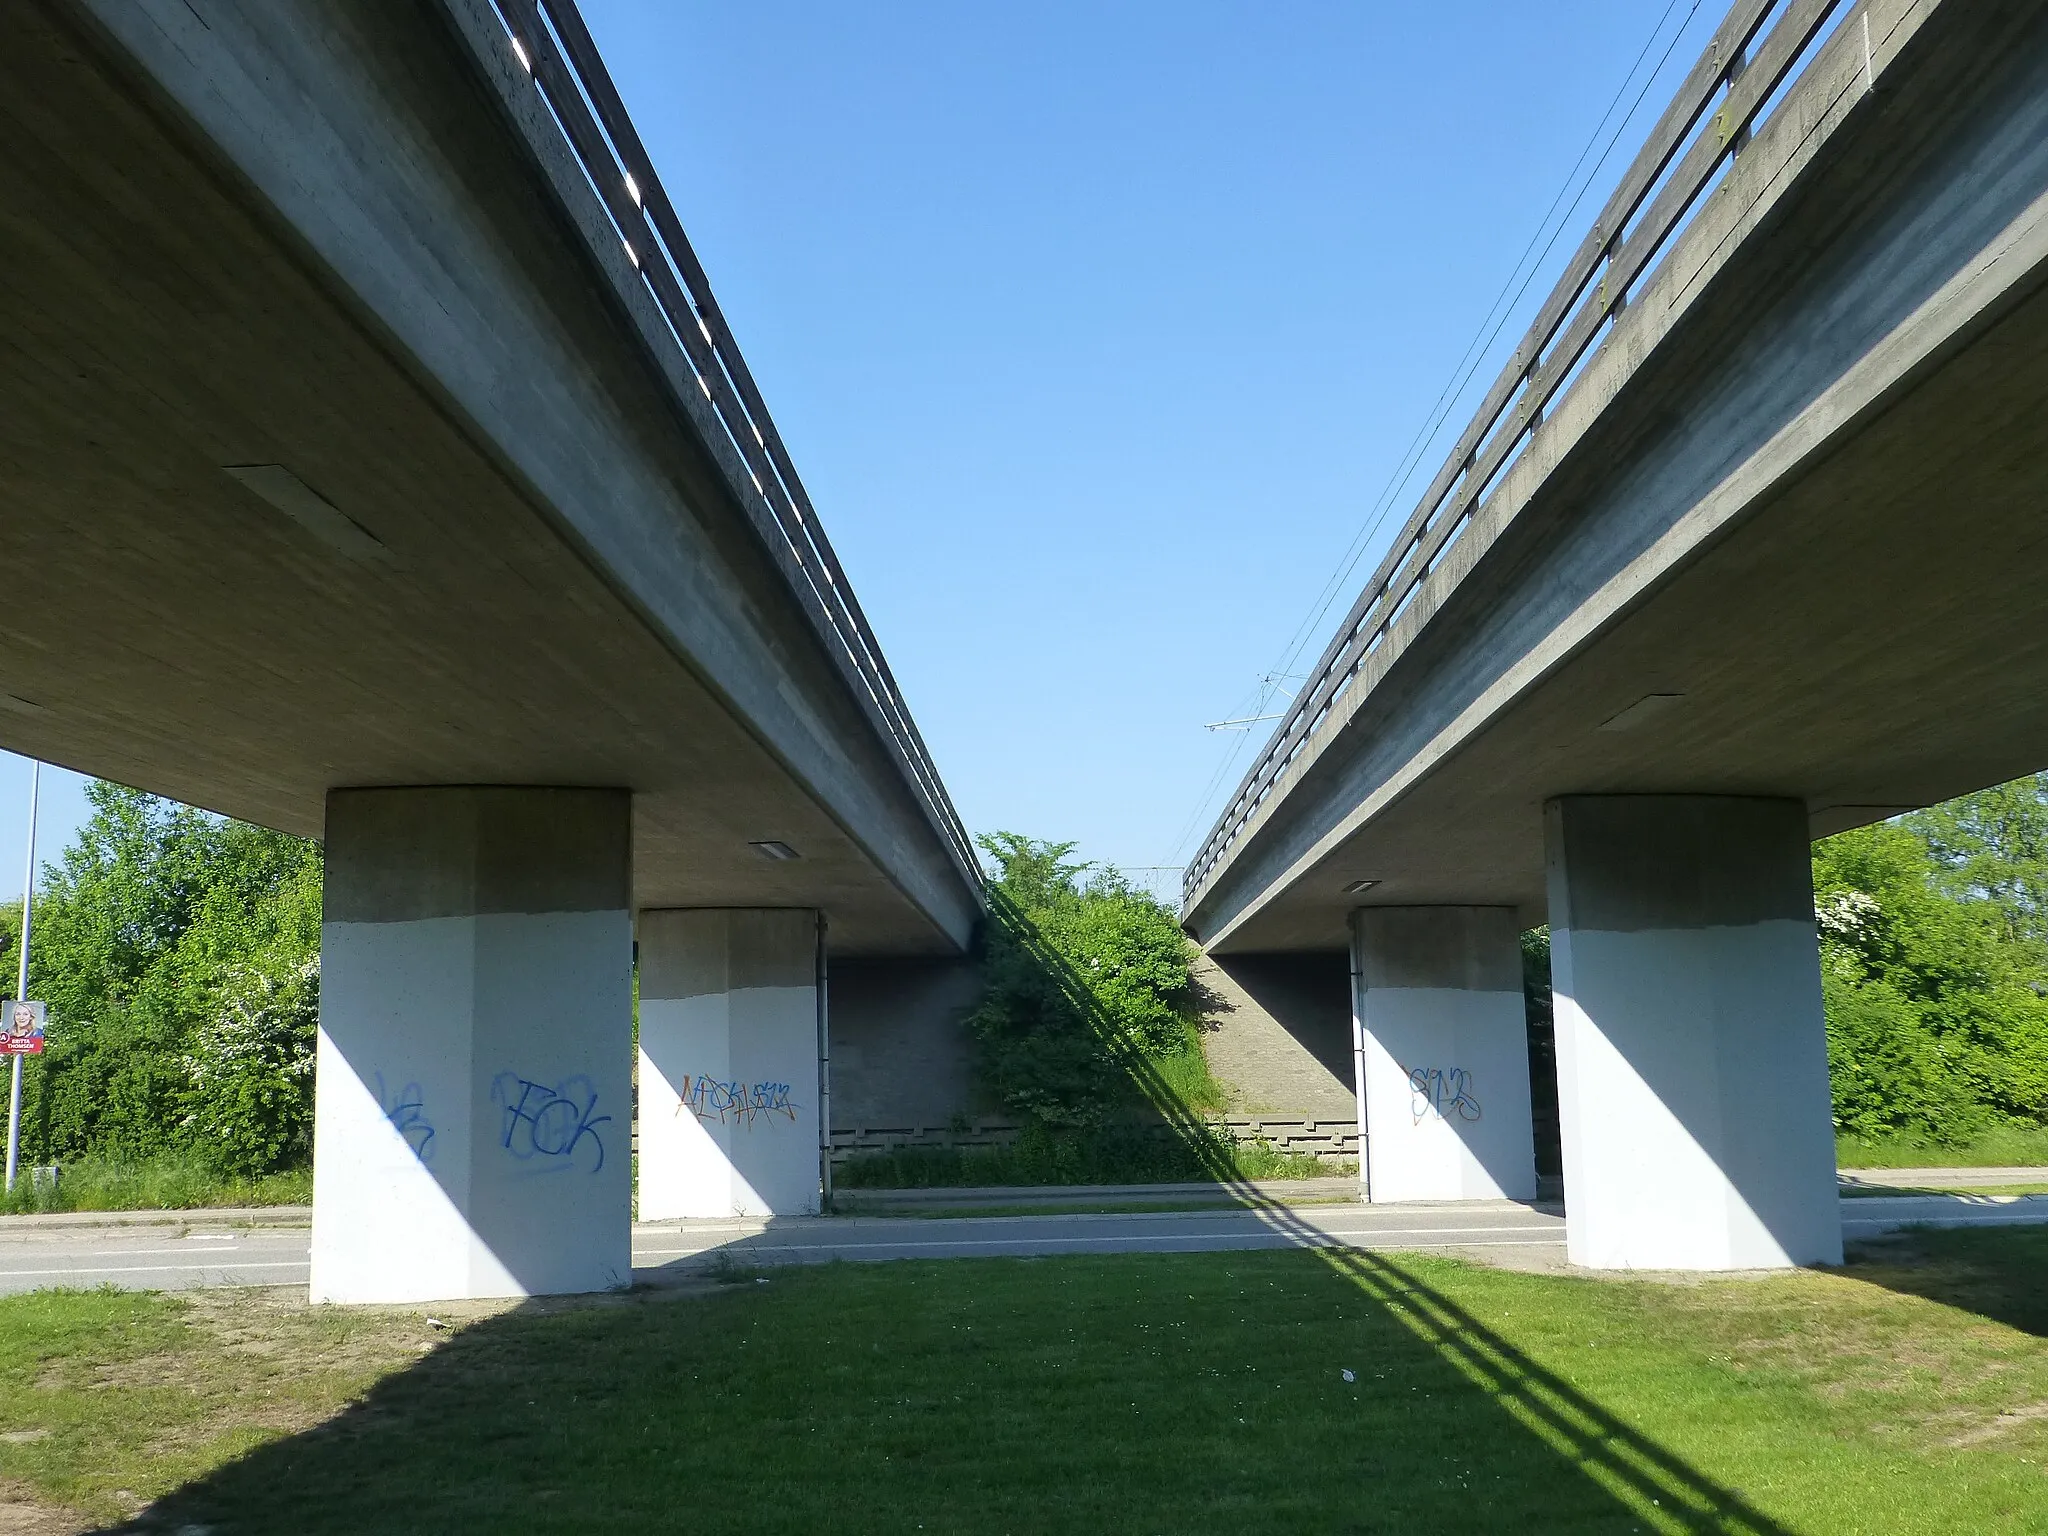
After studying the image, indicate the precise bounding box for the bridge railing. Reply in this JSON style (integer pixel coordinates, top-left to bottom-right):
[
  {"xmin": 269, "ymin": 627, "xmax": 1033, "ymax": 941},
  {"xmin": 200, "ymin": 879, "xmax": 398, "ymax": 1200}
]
[
  {"xmin": 472, "ymin": 0, "xmax": 981, "ymax": 891},
  {"xmin": 1183, "ymin": 0, "xmax": 1856, "ymax": 912}
]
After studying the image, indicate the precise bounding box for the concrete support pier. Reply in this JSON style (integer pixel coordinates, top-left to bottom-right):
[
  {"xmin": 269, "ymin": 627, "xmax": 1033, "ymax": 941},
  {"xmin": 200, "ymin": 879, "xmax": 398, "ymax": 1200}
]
[
  {"xmin": 310, "ymin": 788, "xmax": 634, "ymax": 1303},
  {"xmin": 1545, "ymin": 796, "xmax": 1840, "ymax": 1270},
  {"xmin": 637, "ymin": 909, "xmax": 822, "ymax": 1219},
  {"xmin": 1349, "ymin": 907, "xmax": 1536, "ymax": 1203}
]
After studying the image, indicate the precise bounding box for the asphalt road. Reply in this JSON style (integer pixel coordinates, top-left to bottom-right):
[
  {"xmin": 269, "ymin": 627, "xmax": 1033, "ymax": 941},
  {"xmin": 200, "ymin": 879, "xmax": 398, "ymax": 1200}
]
[{"xmin": 0, "ymin": 1192, "xmax": 2042, "ymax": 1295}]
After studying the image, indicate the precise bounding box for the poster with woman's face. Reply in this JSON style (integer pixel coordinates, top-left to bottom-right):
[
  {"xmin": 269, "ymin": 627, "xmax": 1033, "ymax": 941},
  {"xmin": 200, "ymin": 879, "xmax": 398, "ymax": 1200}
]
[{"xmin": 0, "ymin": 1001, "xmax": 45, "ymax": 1055}]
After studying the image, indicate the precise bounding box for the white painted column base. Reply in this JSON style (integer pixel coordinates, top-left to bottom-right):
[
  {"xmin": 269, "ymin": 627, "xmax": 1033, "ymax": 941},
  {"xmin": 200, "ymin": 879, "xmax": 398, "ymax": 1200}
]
[
  {"xmin": 1351, "ymin": 907, "xmax": 1537, "ymax": 1203},
  {"xmin": 636, "ymin": 909, "xmax": 821, "ymax": 1219},
  {"xmin": 310, "ymin": 788, "xmax": 634, "ymax": 1304},
  {"xmin": 1547, "ymin": 796, "xmax": 1841, "ymax": 1271}
]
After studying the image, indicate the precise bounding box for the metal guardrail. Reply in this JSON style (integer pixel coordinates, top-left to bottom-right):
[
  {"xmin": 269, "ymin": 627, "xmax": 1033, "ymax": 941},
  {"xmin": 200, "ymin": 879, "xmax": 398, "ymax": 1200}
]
[
  {"xmin": 474, "ymin": 0, "xmax": 982, "ymax": 891},
  {"xmin": 1184, "ymin": 0, "xmax": 1854, "ymax": 911}
]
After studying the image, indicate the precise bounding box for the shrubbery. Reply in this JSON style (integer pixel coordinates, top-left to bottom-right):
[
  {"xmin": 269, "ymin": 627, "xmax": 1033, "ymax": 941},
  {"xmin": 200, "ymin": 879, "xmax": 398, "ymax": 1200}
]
[
  {"xmin": 965, "ymin": 832, "xmax": 1221, "ymax": 1136},
  {"xmin": 17, "ymin": 774, "xmax": 2048, "ymax": 1190},
  {"xmin": 1814, "ymin": 780, "xmax": 2048, "ymax": 1145},
  {"xmin": 6, "ymin": 783, "xmax": 320, "ymax": 1176}
]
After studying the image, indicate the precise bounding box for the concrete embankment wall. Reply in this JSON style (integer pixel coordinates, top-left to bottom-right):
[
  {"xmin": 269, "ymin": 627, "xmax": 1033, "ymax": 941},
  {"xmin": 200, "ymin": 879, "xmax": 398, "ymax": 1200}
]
[{"xmin": 817, "ymin": 950, "xmax": 1364, "ymax": 1161}]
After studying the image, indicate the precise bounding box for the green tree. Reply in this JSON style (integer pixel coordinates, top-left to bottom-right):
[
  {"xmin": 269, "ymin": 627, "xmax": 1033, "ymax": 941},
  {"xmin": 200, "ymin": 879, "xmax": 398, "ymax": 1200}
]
[
  {"xmin": 6, "ymin": 782, "xmax": 321, "ymax": 1171},
  {"xmin": 1909, "ymin": 774, "xmax": 2048, "ymax": 950},
  {"xmin": 1814, "ymin": 801, "xmax": 2048, "ymax": 1142},
  {"xmin": 967, "ymin": 833, "xmax": 1200, "ymax": 1130}
]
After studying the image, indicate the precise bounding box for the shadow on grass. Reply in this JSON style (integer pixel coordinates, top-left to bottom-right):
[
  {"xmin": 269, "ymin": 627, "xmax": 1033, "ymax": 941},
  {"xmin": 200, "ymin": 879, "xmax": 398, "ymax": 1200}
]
[
  {"xmin": 111, "ymin": 1244, "xmax": 1789, "ymax": 1535},
  {"xmin": 1841, "ymin": 1224, "xmax": 2048, "ymax": 1339},
  {"xmin": 104, "ymin": 902, "xmax": 1796, "ymax": 1529},
  {"xmin": 979, "ymin": 887, "xmax": 1268, "ymax": 1193}
]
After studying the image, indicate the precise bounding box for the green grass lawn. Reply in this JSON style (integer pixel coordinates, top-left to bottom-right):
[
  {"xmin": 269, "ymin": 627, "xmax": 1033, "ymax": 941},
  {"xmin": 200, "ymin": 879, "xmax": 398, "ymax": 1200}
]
[
  {"xmin": 1839, "ymin": 1125, "xmax": 2048, "ymax": 1169},
  {"xmin": 0, "ymin": 1157, "xmax": 310, "ymax": 1215},
  {"xmin": 8, "ymin": 1231, "xmax": 2048, "ymax": 1532}
]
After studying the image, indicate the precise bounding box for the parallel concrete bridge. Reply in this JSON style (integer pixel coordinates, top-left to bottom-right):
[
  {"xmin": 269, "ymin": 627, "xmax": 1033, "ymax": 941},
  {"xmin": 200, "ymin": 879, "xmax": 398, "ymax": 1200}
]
[
  {"xmin": 11, "ymin": 0, "xmax": 2043, "ymax": 1300},
  {"xmin": 1184, "ymin": 0, "xmax": 2048, "ymax": 1269},
  {"xmin": 1, "ymin": 0, "xmax": 981, "ymax": 1300}
]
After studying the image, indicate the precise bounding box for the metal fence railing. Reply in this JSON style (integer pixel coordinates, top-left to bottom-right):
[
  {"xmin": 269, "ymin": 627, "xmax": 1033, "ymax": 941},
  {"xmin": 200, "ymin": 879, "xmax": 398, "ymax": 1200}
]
[
  {"xmin": 472, "ymin": 0, "xmax": 981, "ymax": 891},
  {"xmin": 1184, "ymin": 0, "xmax": 1858, "ymax": 911}
]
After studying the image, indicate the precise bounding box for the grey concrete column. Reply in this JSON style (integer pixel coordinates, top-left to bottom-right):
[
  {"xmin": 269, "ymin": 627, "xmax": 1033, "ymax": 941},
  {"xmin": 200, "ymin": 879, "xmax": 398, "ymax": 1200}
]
[
  {"xmin": 636, "ymin": 909, "xmax": 822, "ymax": 1219},
  {"xmin": 1349, "ymin": 907, "xmax": 1536, "ymax": 1202},
  {"xmin": 1546, "ymin": 796, "xmax": 1840, "ymax": 1270},
  {"xmin": 309, "ymin": 788, "xmax": 634, "ymax": 1303}
]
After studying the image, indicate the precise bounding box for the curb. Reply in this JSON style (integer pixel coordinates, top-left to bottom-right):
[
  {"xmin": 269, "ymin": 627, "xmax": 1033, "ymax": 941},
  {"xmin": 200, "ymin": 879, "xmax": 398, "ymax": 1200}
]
[{"xmin": 0, "ymin": 1205, "xmax": 312, "ymax": 1231}]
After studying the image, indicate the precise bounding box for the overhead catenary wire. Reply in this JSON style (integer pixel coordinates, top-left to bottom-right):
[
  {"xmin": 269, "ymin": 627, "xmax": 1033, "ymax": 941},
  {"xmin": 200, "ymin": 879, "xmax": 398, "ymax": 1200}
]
[
  {"xmin": 1166, "ymin": 0, "xmax": 1705, "ymax": 875},
  {"xmin": 1268, "ymin": 0, "xmax": 1702, "ymax": 688},
  {"xmin": 1186, "ymin": 0, "xmax": 1855, "ymax": 908}
]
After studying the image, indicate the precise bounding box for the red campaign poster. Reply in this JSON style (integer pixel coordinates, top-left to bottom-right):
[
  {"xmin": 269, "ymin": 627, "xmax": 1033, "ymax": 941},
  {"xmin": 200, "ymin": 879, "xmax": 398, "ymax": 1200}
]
[{"xmin": 0, "ymin": 1001, "xmax": 45, "ymax": 1056}]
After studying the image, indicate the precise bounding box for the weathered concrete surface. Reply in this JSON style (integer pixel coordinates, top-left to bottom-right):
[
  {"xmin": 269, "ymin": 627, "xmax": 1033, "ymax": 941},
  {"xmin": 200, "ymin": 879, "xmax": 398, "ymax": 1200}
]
[
  {"xmin": 0, "ymin": 1, "xmax": 974, "ymax": 954},
  {"xmin": 311, "ymin": 787, "xmax": 634, "ymax": 1303},
  {"xmin": 828, "ymin": 956, "xmax": 989, "ymax": 1130},
  {"xmin": 1548, "ymin": 796, "xmax": 1840, "ymax": 1271},
  {"xmin": 1193, "ymin": 952, "xmax": 1355, "ymax": 1121},
  {"xmin": 638, "ymin": 909, "xmax": 822, "ymax": 1219},
  {"xmin": 1188, "ymin": 0, "xmax": 2048, "ymax": 952},
  {"xmin": 1351, "ymin": 908, "xmax": 1536, "ymax": 1203}
]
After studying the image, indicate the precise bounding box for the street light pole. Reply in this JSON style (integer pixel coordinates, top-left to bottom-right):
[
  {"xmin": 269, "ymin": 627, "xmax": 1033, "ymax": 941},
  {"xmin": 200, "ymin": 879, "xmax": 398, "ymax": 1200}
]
[{"xmin": 7, "ymin": 762, "xmax": 39, "ymax": 1194}]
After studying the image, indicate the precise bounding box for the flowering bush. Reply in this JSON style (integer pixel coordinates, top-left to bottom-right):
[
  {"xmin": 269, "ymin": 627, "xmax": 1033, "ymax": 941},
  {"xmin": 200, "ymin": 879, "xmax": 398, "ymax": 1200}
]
[{"xmin": 182, "ymin": 958, "xmax": 319, "ymax": 1176}]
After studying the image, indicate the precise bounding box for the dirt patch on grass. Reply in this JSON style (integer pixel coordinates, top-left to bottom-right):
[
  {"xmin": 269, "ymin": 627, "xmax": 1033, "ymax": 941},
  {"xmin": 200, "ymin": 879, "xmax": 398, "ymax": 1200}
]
[
  {"xmin": 1946, "ymin": 1399, "xmax": 2048, "ymax": 1448},
  {"xmin": 0, "ymin": 1481, "xmax": 83, "ymax": 1535}
]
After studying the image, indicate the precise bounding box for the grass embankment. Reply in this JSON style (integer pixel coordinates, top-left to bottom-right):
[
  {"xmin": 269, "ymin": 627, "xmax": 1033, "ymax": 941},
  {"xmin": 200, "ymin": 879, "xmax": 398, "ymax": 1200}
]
[
  {"xmin": 834, "ymin": 1130, "xmax": 1348, "ymax": 1189},
  {"xmin": 1840, "ymin": 1125, "xmax": 2048, "ymax": 1169},
  {"xmin": 0, "ymin": 1159, "xmax": 310, "ymax": 1216},
  {"xmin": 9, "ymin": 1230, "xmax": 2048, "ymax": 1531}
]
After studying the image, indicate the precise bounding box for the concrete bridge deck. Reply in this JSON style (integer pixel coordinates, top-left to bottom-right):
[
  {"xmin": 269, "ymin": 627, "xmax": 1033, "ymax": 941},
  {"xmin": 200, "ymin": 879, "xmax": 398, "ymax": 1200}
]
[
  {"xmin": 1178, "ymin": 0, "xmax": 2048, "ymax": 1274},
  {"xmin": 1, "ymin": 0, "xmax": 977, "ymax": 954},
  {"xmin": 0, "ymin": 0, "xmax": 986, "ymax": 1302},
  {"xmin": 1186, "ymin": 0, "xmax": 2048, "ymax": 951}
]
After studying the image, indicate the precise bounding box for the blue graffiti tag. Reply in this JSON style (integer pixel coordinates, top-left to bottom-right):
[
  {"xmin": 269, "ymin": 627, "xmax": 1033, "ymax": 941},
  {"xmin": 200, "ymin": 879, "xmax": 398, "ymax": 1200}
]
[
  {"xmin": 373, "ymin": 1072, "xmax": 436, "ymax": 1164},
  {"xmin": 490, "ymin": 1073, "xmax": 611, "ymax": 1173},
  {"xmin": 1406, "ymin": 1066, "xmax": 1482, "ymax": 1124},
  {"xmin": 675, "ymin": 1074, "xmax": 798, "ymax": 1129}
]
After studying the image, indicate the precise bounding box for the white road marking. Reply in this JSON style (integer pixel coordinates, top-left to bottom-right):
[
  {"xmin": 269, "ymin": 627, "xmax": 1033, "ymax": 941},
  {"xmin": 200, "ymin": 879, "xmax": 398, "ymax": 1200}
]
[{"xmin": 0, "ymin": 1195, "xmax": 2037, "ymax": 1294}]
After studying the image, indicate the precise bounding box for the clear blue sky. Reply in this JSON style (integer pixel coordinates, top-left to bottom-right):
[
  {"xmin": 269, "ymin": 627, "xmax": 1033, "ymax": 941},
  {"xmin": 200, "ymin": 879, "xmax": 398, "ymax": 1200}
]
[{"xmin": 0, "ymin": 1, "xmax": 1723, "ymax": 899}]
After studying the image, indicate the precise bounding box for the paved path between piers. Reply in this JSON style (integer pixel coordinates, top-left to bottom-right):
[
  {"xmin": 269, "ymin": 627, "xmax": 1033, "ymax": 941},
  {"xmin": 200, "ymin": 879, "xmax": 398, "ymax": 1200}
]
[
  {"xmin": 634, "ymin": 1201, "xmax": 1567, "ymax": 1280},
  {"xmin": 0, "ymin": 1192, "xmax": 2042, "ymax": 1295}
]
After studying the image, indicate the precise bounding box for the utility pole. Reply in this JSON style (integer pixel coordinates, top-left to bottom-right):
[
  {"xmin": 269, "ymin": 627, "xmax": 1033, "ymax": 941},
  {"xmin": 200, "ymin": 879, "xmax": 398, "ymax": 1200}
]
[{"xmin": 6, "ymin": 762, "xmax": 39, "ymax": 1194}]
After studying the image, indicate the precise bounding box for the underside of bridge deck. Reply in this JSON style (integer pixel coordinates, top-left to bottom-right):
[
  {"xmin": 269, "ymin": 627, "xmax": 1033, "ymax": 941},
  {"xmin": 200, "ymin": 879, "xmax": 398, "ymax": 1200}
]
[
  {"xmin": 1191, "ymin": 0, "xmax": 2048, "ymax": 953},
  {"xmin": 0, "ymin": 0, "xmax": 974, "ymax": 955}
]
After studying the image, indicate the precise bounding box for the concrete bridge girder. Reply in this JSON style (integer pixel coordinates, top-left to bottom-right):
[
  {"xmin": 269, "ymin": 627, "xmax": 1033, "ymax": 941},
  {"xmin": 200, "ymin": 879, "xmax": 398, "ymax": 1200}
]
[{"xmin": 1188, "ymin": 1, "xmax": 2048, "ymax": 1270}]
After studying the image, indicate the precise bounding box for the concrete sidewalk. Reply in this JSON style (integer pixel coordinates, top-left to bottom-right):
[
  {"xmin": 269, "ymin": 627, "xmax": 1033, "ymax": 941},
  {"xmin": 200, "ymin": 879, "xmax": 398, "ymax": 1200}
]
[
  {"xmin": 0, "ymin": 1163, "xmax": 2036, "ymax": 1233},
  {"xmin": 1838, "ymin": 1166, "xmax": 2048, "ymax": 1189},
  {"xmin": 0, "ymin": 1189, "xmax": 2042, "ymax": 1294}
]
